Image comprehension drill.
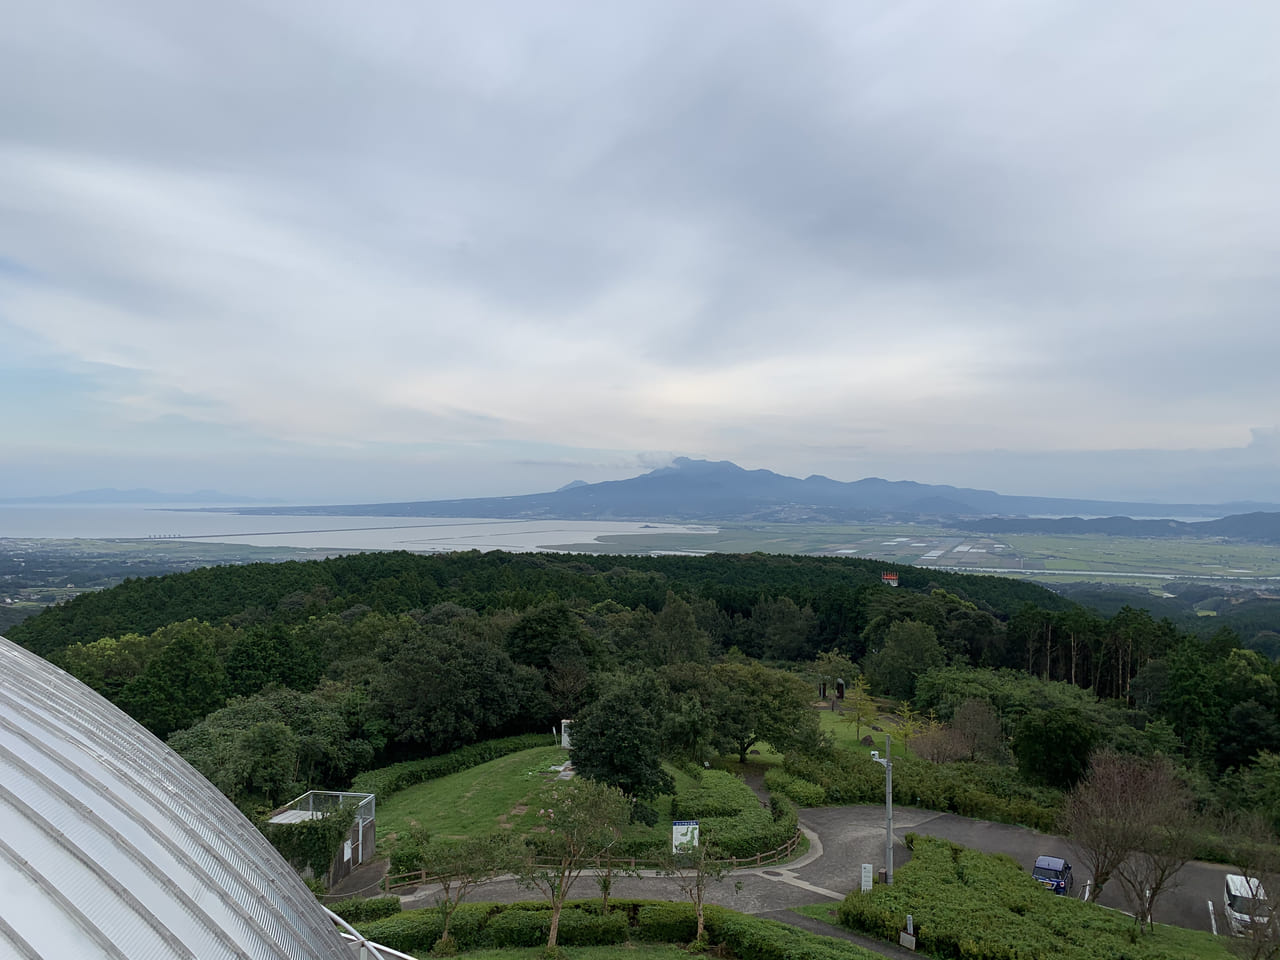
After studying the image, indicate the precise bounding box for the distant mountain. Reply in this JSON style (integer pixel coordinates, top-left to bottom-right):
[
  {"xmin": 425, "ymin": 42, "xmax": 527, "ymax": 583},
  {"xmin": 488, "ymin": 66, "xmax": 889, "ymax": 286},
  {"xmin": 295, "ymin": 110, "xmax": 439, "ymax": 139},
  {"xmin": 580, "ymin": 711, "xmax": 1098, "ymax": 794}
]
[
  {"xmin": 213, "ymin": 457, "xmax": 1279, "ymax": 524},
  {"xmin": 0, "ymin": 488, "xmax": 266, "ymax": 505}
]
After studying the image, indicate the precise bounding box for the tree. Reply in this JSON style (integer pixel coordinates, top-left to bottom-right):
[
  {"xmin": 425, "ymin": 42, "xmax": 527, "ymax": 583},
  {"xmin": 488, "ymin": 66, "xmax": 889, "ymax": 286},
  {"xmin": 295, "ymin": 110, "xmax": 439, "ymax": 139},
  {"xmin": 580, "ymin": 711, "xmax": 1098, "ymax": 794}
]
[
  {"xmin": 519, "ymin": 779, "xmax": 632, "ymax": 952},
  {"xmin": 711, "ymin": 661, "xmax": 822, "ymax": 763},
  {"xmin": 419, "ymin": 834, "xmax": 516, "ymax": 953},
  {"xmin": 951, "ymin": 698, "xmax": 1005, "ymax": 763},
  {"xmin": 118, "ymin": 622, "xmax": 226, "ymax": 738},
  {"xmin": 1063, "ymin": 750, "xmax": 1199, "ymax": 925},
  {"xmin": 1112, "ymin": 761, "xmax": 1198, "ymax": 930},
  {"xmin": 812, "ymin": 648, "xmax": 859, "ymax": 711},
  {"xmin": 570, "ymin": 672, "xmax": 674, "ymax": 802},
  {"xmin": 1012, "ymin": 707, "xmax": 1098, "ymax": 789},
  {"xmin": 839, "ymin": 675, "xmax": 877, "ymax": 741},
  {"xmin": 656, "ymin": 831, "xmax": 731, "ymax": 944},
  {"xmin": 863, "ymin": 620, "xmax": 944, "ymax": 700}
]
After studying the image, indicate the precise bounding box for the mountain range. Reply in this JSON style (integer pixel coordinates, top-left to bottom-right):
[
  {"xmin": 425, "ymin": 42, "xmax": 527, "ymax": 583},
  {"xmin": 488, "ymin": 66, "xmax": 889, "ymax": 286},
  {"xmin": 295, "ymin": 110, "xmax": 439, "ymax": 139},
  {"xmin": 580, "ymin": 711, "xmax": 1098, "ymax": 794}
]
[{"xmin": 215, "ymin": 458, "xmax": 1280, "ymax": 525}]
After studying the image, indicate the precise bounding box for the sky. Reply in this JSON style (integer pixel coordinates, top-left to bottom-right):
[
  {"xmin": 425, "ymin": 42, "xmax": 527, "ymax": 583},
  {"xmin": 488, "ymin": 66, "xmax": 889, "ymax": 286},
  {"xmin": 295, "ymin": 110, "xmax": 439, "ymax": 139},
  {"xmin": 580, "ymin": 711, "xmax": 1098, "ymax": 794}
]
[{"xmin": 3, "ymin": 1, "xmax": 1279, "ymax": 505}]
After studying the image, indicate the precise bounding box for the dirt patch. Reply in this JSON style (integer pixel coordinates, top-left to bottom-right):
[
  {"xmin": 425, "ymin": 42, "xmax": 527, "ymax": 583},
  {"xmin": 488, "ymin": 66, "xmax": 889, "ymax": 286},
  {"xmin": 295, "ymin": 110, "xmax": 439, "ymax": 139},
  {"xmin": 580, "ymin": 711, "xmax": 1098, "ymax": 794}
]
[{"xmin": 511, "ymin": 804, "xmax": 529, "ymax": 816}]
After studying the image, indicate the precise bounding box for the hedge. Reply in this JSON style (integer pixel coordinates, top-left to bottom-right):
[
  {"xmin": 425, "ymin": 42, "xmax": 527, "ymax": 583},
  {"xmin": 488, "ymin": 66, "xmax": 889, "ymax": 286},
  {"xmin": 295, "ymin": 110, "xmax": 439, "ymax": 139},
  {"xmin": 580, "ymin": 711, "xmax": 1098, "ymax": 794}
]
[
  {"xmin": 349, "ymin": 733, "xmax": 553, "ymax": 801},
  {"xmin": 764, "ymin": 768, "xmax": 827, "ymax": 806},
  {"xmin": 327, "ymin": 896, "xmax": 402, "ymax": 923},
  {"xmin": 355, "ymin": 899, "xmax": 884, "ymax": 959},
  {"xmin": 670, "ymin": 769, "xmax": 760, "ymax": 819}
]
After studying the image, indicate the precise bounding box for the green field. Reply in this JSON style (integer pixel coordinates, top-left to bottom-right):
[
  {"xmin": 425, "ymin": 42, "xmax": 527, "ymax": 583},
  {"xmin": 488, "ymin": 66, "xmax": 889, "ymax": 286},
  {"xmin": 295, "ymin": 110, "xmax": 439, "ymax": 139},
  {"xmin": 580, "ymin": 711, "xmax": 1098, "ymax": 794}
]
[
  {"xmin": 546, "ymin": 521, "xmax": 1280, "ymax": 587},
  {"xmin": 376, "ymin": 746, "xmax": 571, "ymax": 847},
  {"xmin": 375, "ymin": 748, "xmax": 766, "ymax": 859}
]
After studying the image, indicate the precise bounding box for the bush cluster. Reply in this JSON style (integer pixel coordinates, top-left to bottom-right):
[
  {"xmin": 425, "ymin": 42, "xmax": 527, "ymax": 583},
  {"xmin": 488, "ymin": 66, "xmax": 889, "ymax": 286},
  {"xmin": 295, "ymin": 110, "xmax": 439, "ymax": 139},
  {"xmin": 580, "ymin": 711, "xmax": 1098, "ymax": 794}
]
[
  {"xmin": 349, "ymin": 733, "xmax": 552, "ymax": 801},
  {"xmin": 670, "ymin": 769, "xmax": 759, "ymax": 819},
  {"xmin": 837, "ymin": 835, "xmax": 1224, "ymax": 960},
  {"xmin": 327, "ymin": 896, "xmax": 402, "ymax": 923},
  {"xmin": 355, "ymin": 899, "xmax": 882, "ymax": 959},
  {"xmin": 784, "ymin": 747, "xmax": 1059, "ymax": 832},
  {"xmin": 764, "ymin": 768, "xmax": 827, "ymax": 806}
]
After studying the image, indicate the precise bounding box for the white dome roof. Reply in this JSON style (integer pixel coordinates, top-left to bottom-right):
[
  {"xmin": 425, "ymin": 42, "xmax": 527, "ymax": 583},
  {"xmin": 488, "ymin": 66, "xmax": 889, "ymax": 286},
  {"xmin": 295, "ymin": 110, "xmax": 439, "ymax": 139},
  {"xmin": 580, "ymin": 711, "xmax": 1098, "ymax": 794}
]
[{"xmin": 0, "ymin": 634, "xmax": 352, "ymax": 959}]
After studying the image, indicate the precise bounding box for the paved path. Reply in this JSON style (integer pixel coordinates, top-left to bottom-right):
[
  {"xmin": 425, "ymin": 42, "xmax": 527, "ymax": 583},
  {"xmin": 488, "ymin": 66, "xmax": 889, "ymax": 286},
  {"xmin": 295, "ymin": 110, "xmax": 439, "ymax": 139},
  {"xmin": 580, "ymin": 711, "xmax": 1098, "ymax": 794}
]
[{"xmin": 389, "ymin": 802, "xmax": 1235, "ymax": 951}]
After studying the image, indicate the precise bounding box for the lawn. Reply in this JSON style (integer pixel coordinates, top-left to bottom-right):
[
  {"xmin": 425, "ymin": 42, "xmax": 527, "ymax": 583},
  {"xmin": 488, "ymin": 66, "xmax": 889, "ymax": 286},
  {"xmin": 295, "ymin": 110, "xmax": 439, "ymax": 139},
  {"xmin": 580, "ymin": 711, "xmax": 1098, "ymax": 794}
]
[
  {"xmin": 376, "ymin": 748, "xmax": 785, "ymax": 861},
  {"xmin": 376, "ymin": 746, "xmax": 570, "ymax": 849}
]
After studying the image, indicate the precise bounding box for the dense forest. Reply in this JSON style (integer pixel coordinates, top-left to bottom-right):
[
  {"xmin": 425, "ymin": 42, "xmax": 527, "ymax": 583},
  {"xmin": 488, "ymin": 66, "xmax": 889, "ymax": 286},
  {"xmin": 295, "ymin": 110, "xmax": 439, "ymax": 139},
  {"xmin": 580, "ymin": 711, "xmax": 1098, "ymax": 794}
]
[{"xmin": 7, "ymin": 549, "xmax": 1279, "ymax": 836}]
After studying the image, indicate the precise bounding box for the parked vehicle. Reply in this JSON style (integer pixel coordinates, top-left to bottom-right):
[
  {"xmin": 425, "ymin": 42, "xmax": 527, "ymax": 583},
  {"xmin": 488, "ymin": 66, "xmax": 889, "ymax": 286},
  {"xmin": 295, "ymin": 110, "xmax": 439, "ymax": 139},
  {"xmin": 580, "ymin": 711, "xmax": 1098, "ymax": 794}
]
[
  {"xmin": 1224, "ymin": 874, "xmax": 1272, "ymax": 936},
  {"xmin": 1032, "ymin": 855, "xmax": 1073, "ymax": 895}
]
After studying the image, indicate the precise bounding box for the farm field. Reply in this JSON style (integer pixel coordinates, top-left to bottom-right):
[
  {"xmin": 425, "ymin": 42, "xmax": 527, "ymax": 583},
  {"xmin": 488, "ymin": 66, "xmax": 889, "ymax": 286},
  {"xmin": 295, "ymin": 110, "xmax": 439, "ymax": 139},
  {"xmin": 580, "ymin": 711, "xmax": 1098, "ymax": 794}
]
[{"xmin": 554, "ymin": 522, "xmax": 1280, "ymax": 587}]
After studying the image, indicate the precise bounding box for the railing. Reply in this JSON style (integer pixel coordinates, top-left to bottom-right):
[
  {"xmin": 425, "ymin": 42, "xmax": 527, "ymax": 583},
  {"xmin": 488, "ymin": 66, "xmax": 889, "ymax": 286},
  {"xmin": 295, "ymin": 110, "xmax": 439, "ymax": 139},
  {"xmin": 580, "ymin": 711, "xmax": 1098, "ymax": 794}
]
[{"xmin": 380, "ymin": 827, "xmax": 804, "ymax": 893}]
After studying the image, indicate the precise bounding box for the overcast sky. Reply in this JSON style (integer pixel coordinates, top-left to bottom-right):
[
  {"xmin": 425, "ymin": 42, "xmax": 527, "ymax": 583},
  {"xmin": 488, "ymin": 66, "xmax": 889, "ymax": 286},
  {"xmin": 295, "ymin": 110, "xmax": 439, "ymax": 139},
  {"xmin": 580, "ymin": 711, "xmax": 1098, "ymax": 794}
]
[{"xmin": 3, "ymin": 1, "xmax": 1279, "ymax": 504}]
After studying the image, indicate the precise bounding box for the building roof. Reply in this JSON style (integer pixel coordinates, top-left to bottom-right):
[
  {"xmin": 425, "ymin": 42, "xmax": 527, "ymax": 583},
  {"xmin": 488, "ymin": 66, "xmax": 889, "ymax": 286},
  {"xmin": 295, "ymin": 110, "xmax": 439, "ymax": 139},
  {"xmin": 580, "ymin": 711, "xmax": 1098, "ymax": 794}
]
[{"xmin": 0, "ymin": 633, "xmax": 352, "ymax": 959}]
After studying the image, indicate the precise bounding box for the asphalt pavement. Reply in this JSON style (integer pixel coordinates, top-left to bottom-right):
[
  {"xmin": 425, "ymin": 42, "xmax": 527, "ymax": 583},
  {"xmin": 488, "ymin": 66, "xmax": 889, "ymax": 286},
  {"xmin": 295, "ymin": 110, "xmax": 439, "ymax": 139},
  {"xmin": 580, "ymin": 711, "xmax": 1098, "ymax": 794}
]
[{"xmin": 394, "ymin": 803, "xmax": 1238, "ymax": 946}]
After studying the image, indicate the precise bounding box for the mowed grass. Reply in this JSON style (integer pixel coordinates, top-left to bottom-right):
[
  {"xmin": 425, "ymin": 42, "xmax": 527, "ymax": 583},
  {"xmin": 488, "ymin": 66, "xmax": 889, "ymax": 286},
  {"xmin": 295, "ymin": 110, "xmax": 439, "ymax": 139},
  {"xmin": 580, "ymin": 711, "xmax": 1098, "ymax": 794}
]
[
  {"xmin": 376, "ymin": 746, "xmax": 569, "ymax": 849},
  {"xmin": 376, "ymin": 749, "xmax": 764, "ymax": 856}
]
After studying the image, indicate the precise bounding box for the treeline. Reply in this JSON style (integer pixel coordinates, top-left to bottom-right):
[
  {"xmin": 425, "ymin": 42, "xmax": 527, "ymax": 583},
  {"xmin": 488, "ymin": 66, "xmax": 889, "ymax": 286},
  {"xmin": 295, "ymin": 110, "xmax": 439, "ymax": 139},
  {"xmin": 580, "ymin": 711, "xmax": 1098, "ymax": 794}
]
[
  {"xmin": 7, "ymin": 550, "xmax": 1278, "ymax": 828},
  {"xmin": 8, "ymin": 549, "xmax": 1070, "ymax": 658}
]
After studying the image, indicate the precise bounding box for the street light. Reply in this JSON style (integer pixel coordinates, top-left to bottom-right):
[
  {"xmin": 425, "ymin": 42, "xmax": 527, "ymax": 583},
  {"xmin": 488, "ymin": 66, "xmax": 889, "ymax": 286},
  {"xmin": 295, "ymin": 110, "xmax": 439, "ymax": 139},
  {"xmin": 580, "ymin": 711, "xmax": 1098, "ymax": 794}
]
[{"xmin": 872, "ymin": 734, "xmax": 893, "ymax": 885}]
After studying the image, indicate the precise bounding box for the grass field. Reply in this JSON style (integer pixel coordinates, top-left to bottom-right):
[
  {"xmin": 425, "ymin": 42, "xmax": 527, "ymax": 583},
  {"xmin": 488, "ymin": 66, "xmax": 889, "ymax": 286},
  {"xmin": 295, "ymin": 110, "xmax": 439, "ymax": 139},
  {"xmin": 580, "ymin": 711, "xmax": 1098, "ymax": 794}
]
[
  {"xmin": 376, "ymin": 746, "xmax": 570, "ymax": 847},
  {"xmin": 545, "ymin": 520, "xmax": 1280, "ymax": 587},
  {"xmin": 375, "ymin": 748, "xmax": 768, "ymax": 856}
]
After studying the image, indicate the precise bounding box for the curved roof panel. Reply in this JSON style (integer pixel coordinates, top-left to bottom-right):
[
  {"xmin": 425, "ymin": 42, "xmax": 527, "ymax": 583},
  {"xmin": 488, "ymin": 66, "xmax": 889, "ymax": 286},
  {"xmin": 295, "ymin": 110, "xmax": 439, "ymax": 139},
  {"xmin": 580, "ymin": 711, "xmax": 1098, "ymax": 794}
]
[{"xmin": 0, "ymin": 634, "xmax": 351, "ymax": 959}]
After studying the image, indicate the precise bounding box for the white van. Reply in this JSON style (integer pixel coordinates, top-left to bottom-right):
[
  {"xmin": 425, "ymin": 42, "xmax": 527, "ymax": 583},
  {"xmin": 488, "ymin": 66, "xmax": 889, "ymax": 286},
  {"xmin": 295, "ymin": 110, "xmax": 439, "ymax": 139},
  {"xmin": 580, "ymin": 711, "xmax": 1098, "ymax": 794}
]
[{"xmin": 1224, "ymin": 874, "xmax": 1271, "ymax": 936}]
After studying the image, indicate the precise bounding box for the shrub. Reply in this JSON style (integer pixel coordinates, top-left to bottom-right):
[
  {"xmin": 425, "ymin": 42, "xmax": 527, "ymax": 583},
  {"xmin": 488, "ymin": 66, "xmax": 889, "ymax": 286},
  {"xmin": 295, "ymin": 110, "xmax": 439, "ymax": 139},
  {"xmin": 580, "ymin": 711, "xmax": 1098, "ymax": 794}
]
[
  {"xmin": 355, "ymin": 899, "xmax": 883, "ymax": 958},
  {"xmin": 327, "ymin": 896, "xmax": 402, "ymax": 923},
  {"xmin": 706, "ymin": 907, "xmax": 882, "ymax": 960},
  {"xmin": 481, "ymin": 907, "xmax": 627, "ymax": 948},
  {"xmin": 635, "ymin": 903, "xmax": 698, "ymax": 943},
  {"xmin": 765, "ymin": 768, "xmax": 827, "ymax": 806},
  {"xmin": 670, "ymin": 769, "xmax": 759, "ymax": 819},
  {"xmin": 837, "ymin": 836, "xmax": 1223, "ymax": 960}
]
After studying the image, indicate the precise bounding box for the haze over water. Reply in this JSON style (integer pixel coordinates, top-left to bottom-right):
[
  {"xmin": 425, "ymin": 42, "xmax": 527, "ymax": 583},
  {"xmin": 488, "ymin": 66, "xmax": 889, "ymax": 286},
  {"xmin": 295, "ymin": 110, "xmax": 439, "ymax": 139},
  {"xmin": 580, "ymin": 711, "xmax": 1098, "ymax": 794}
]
[{"xmin": 0, "ymin": 506, "xmax": 711, "ymax": 553}]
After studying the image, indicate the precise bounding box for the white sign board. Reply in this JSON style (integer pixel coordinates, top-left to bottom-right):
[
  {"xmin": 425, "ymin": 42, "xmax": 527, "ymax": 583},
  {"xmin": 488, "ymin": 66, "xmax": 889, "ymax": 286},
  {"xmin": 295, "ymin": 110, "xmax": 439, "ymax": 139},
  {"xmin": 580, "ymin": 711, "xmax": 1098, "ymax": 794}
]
[
  {"xmin": 344, "ymin": 839, "xmax": 352, "ymax": 863},
  {"xmin": 672, "ymin": 820, "xmax": 699, "ymax": 852},
  {"xmin": 560, "ymin": 720, "xmax": 572, "ymax": 749},
  {"xmin": 861, "ymin": 863, "xmax": 873, "ymax": 893}
]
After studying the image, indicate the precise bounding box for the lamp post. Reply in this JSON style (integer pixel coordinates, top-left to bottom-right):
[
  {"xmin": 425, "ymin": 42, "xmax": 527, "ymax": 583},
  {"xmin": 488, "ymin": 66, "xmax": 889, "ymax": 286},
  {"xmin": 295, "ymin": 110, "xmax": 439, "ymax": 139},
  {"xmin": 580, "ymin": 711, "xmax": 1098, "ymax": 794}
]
[{"xmin": 872, "ymin": 734, "xmax": 893, "ymax": 885}]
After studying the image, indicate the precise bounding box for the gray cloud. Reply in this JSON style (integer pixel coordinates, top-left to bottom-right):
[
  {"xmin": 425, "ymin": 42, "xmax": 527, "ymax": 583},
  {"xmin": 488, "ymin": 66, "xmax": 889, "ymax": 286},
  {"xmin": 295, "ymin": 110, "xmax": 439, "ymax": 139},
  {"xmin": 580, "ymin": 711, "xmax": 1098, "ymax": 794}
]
[{"xmin": 2, "ymin": 1, "xmax": 1279, "ymax": 501}]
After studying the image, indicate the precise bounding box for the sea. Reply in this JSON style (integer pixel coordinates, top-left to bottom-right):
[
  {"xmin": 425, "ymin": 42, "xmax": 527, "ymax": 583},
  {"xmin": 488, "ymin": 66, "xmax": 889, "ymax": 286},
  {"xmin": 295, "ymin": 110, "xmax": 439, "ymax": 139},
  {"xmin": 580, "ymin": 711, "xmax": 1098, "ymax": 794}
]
[{"xmin": 0, "ymin": 506, "xmax": 715, "ymax": 554}]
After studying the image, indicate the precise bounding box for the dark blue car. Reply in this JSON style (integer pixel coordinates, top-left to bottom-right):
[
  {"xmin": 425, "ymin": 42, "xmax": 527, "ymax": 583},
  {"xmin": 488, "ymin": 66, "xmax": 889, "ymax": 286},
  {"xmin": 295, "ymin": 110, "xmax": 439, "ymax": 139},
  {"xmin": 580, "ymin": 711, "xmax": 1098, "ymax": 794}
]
[{"xmin": 1032, "ymin": 856, "xmax": 1073, "ymax": 895}]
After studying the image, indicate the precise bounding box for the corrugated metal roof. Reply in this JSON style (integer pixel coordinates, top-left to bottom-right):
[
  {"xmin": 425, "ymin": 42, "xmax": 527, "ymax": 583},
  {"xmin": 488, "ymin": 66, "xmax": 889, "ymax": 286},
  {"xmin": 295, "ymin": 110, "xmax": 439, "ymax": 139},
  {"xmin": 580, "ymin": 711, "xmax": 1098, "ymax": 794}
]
[{"xmin": 0, "ymin": 634, "xmax": 352, "ymax": 959}]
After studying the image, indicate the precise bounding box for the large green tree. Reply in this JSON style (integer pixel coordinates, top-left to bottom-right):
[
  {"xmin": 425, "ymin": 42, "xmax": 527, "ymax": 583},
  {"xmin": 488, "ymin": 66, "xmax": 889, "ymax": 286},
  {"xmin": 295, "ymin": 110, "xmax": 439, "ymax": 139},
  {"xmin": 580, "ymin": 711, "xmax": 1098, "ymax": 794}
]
[
  {"xmin": 864, "ymin": 619, "xmax": 945, "ymax": 700},
  {"xmin": 571, "ymin": 672, "xmax": 674, "ymax": 801},
  {"xmin": 711, "ymin": 661, "xmax": 822, "ymax": 762}
]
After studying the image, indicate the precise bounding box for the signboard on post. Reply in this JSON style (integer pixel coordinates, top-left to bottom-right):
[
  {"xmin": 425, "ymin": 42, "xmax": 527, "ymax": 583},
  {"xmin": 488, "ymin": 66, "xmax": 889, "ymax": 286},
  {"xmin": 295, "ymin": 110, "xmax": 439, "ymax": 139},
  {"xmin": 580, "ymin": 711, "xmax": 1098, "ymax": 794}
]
[
  {"xmin": 672, "ymin": 820, "xmax": 699, "ymax": 852},
  {"xmin": 861, "ymin": 863, "xmax": 873, "ymax": 892}
]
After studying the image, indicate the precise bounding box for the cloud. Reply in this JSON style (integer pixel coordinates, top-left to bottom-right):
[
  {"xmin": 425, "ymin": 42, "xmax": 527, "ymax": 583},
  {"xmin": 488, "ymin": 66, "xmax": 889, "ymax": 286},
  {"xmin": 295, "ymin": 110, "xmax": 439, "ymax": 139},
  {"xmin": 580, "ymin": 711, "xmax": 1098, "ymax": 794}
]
[{"xmin": 2, "ymin": 1, "xmax": 1279, "ymax": 501}]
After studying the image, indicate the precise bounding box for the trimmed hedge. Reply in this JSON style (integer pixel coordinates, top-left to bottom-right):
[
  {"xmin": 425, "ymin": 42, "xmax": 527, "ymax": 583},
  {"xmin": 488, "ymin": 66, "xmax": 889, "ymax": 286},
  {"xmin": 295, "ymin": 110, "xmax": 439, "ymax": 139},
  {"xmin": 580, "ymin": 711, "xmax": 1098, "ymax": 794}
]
[
  {"xmin": 355, "ymin": 899, "xmax": 883, "ymax": 959},
  {"xmin": 327, "ymin": 896, "xmax": 402, "ymax": 923},
  {"xmin": 671, "ymin": 769, "xmax": 759, "ymax": 819},
  {"xmin": 349, "ymin": 733, "xmax": 553, "ymax": 801}
]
